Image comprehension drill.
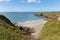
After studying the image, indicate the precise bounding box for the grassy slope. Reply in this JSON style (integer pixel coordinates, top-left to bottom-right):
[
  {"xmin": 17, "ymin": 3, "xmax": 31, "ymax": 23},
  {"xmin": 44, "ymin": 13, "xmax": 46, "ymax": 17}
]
[
  {"xmin": 0, "ymin": 15, "xmax": 33, "ymax": 40},
  {"xmin": 39, "ymin": 20, "xmax": 60, "ymax": 40},
  {"xmin": 0, "ymin": 15, "xmax": 15, "ymax": 26},
  {"xmin": 36, "ymin": 12, "xmax": 60, "ymax": 40}
]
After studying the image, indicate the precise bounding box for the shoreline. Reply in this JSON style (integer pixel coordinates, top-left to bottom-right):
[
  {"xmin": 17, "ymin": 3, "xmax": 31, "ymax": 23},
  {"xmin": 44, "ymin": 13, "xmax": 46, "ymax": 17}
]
[
  {"xmin": 15, "ymin": 19, "xmax": 46, "ymax": 27},
  {"xmin": 15, "ymin": 20, "xmax": 47, "ymax": 38}
]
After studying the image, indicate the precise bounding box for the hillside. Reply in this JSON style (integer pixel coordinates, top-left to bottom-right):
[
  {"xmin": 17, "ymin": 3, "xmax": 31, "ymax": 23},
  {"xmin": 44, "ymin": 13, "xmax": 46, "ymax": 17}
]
[
  {"xmin": 35, "ymin": 12, "xmax": 60, "ymax": 40},
  {"xmin": 39, "ymin": 20, "xmax": 60, "ymax": 40},
  {"xmin": 0, "ymin": 15, "xmax": 14, "ymax": 26},
  {"xmin": 35, "ymin": 12, "xmax": 60, "ymax": 20},
  {"xmin": 0, "ymin": 15, "xmax": 34, "ymax": 40}
]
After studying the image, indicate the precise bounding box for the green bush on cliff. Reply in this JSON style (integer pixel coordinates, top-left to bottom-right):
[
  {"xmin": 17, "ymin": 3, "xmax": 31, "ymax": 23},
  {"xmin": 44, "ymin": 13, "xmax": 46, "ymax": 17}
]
[{"xmin": 39, "ymin": 20, "xmax": 60, "ymax": 40}]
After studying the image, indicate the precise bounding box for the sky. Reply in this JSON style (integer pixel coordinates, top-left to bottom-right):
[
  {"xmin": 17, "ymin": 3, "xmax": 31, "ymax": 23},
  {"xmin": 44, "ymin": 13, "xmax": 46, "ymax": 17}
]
[{"xmin": 0, "ymin": 0, "xmax": 60, "ymax": 12}]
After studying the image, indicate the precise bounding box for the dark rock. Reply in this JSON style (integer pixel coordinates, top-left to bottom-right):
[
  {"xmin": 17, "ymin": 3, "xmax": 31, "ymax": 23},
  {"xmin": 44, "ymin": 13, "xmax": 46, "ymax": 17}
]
[{"xmin": 0, "ymin": 15, "xmax": 15, "ymax": 27}]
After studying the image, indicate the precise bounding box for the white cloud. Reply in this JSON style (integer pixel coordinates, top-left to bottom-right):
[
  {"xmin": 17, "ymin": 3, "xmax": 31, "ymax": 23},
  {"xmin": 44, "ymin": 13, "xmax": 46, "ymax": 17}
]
[
  {"xmin": 27, "ymin": 0, "xmax": 41, "ymax": 3},
  {"xmin": 27, "ymin": 0, "xmax": 36, "ymax": 3},
  {"xmin": 0, "ymin": 0, "xmax": 11, "ymax": 2},
  {"xmin": 21, "ymin": 0, "xmax": 41, "ymax": 3}
]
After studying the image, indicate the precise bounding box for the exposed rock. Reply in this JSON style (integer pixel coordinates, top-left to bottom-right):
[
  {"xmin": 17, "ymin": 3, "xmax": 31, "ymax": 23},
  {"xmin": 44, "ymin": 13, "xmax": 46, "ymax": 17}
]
[{"xmin": 18, "ymin": 26, "xmax": 35, "ymax": 35}]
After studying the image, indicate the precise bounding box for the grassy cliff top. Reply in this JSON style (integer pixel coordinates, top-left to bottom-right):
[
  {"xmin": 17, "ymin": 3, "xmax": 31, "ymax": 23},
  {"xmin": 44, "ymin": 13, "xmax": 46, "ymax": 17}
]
[
  {"xmin": 39, "ymin": 20, "xmax": 60, "ymax": 40},
  {"xmin": 35, "ymin": 12, "xmax": 60, "ymax": 20}
]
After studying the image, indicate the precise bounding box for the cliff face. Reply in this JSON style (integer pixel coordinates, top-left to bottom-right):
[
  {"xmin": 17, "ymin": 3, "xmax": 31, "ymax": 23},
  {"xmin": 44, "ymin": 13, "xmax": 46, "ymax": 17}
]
[{"xmin": 0, "ymin": 15, "xmax": 15, "ymax": 26}]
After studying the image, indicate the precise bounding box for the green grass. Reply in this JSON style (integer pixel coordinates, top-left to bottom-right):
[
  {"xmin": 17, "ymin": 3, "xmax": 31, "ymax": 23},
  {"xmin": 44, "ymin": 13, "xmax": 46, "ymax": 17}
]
[
  {"xmin": 0, "ymin": 15, "xmax": 34, "ymax": 40},
  {"xmin": 35, "ymin": 12, "xmax": 60, "ymax": 40},
  {"xmin": 39, "ymin": 20, "xmax": 60, "ymax": 40},
  {"xmin": 0, "ymin": 24, "xmax": 29, "ymax": 40}
]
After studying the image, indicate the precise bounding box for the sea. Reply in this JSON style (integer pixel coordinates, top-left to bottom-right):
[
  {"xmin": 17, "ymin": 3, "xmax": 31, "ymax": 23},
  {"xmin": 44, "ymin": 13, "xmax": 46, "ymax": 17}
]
[{"xmin": 1, "ymin": 12, "xmax": 43, "ymax": 23}]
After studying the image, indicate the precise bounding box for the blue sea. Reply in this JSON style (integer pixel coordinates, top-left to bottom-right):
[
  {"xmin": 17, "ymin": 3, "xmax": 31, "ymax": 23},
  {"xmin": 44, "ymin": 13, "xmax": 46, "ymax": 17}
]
[{"xmin": 2, "ymin": 12, "xmax": 43, "ymax": 23}]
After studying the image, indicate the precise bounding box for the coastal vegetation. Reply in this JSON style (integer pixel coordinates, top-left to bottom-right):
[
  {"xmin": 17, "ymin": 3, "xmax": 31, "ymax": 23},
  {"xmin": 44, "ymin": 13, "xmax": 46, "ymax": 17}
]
[
  {"xmin": 35, "ymin": 12, "xmax": 60, "ymax": 40},
  {"xmin": 0, "ymin": 15, "xmax": 15, "ymax": 26},
  {"xmin": 39, "ymin": 20, "xmax": 60, "ymax": 40},
  {"xmin": 1, "ymin": 12, "xmax": 60, "ymax": 40},
  {"xmin": 0, "ymin": 15, "xmax": 35, "ymax": 40},
  {"xmin": 35, "ymin": 12, "xmax": 60, "ymax": 20}
]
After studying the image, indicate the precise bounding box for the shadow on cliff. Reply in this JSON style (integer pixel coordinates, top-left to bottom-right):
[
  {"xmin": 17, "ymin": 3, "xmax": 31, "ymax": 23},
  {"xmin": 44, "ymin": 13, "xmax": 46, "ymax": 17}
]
[{"xmin": 0, "ymin": 15, "xmax": 15, "ymax": 27}]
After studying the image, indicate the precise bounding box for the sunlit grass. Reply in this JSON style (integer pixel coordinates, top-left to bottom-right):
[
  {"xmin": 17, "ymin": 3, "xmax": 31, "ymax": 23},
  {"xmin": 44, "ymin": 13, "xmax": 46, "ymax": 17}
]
[{"xmin": 39, "ymin": 20, "xmax": 60, "ymax": 40}]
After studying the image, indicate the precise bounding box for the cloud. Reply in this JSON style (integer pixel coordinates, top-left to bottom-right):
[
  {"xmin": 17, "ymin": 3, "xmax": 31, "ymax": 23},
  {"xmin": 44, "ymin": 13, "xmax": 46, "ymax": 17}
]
[
  {"xmin": 0, "ymin": 0, "xmax": 11, "ymax": 2},
  {"xmin": 27, "ymin": 0, "xmax": 41, "ymax": 3},
  {"xmin": 21, "ymin": 0, "xmax": 41, "ymax": 3},
  {"xmin": 27, "ymin": 0, "xmax": 36, "ymax": 3}
]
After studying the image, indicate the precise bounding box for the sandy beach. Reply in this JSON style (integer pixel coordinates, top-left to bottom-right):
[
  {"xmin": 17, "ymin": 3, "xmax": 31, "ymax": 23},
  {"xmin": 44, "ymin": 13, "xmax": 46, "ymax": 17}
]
[{"xmin": 15, "ymin": 20, "xmax": 47, "ymax": 38}]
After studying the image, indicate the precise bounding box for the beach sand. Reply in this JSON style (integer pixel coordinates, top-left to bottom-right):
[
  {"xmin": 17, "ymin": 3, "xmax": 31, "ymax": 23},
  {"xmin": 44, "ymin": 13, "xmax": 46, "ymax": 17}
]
[{"xmin": 15, "ymin": 20, "xmax": 47, "ymax": 38}]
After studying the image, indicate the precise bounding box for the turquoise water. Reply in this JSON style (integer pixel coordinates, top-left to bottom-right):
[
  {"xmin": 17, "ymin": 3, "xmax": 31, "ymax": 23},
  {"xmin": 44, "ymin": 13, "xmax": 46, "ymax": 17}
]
[{"xmin": 2, "ymin": 12, "xmax": 42, "ymax": 23}]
